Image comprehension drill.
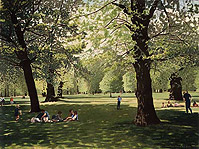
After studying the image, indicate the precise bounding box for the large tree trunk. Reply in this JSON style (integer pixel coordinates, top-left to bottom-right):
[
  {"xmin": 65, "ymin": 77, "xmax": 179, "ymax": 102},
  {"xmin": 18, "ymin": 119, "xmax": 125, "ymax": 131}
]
[
  {"xmin": 134, "ymin": 59, "xmax": 160, "ymax": 126},
  {"xmin": 45, "ymin": 82, "xmax": 56, "ymax": 102},
  {"xmin": 169, "ymin": 73, "xmax": 183, "ymax": 100},
  {"xmin": 10, "ymin": 11, "xmax": 40, "ymax": 112},
  {"xmin": 21, "ymin": 60, "xmax": 40, "ymax": 112}
]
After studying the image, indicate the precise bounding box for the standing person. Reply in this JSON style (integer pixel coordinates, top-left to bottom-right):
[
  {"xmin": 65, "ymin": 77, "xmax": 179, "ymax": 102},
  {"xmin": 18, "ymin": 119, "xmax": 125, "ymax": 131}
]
[
  {"xmin": 14, "ymin": 105, "xmax": 21, "ymax": 121},
  {"xmin": 183, "ymin": 91, "xmax": 192, "ymax": 114},
  {"xmin": 117, "ymin": 96, "xmax": 122, "ymax": 110},
  {"xmin": 0, "ymin": 96, "xmax": 5, "ymax": 106},
  {"xmin": 10, "ymin": 97, "xmax": 14, "ymax": 104}
]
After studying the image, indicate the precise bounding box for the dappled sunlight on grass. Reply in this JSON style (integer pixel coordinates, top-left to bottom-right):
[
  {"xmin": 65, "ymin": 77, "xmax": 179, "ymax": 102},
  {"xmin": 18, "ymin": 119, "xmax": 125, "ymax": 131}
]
[{"xmin": 0, "ymin": 92, "xmax": 199, "ymax": 148}]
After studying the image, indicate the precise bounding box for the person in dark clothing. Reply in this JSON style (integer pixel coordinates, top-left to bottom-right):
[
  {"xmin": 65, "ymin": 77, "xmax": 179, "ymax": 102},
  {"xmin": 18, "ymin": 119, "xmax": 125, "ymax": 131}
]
[
  {"xmin": 14, "ymin": 105, "xmax": 21, "ymax": 121},
  {"xmin": 36, "ymin": 109, "xmax": 50, "ymax": 122},
  {"xmin": 117, "ymin": 96, "xmax": 122, "ymax": 110},
  {"xmin": 52, "ymin": 111, "xmax": 63, "ymax": 122},
  {"xmin": 183, "ymin": 91, "xmax": 192, "ymax": 113},
  {"xmin": 0, "ymin": 96, "xmax": 5, "ymax": 106}
]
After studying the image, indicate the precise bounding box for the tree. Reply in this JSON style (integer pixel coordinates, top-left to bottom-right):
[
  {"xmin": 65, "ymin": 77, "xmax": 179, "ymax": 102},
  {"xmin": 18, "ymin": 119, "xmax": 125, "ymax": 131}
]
[
  {"xmin": 123, "ymin": 71, "xmax": 136, "ymax": 93},
  {"xmin": 0, "ymin": 0, "xmax": 84, "ymax": 105},
  {"xmin": 180, "ymin": 67, "xmax": 197, "ymax": 91},
  {"xmin": 81, "ymin": 54, "xmax": 107, "ymax": 94},
  {"xmin": 100, "ymin": 70, "xmax": 123, "ymax": 97},
  {"xmin": 0, "ymin": 0, "xmax": 43, "ymax": 112},
  {"xmin": 80, "ymin": 0, "xmax": 198, "ymax": 125}
]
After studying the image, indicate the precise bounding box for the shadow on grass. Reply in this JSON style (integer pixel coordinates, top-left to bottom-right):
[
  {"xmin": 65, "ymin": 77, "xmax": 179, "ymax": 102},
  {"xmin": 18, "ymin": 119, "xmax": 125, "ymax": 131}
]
[
  {"xmin": 0, "ymin": 104, "xmax": 198, "ymax": 148},
  {"xmin": 111, "ymin": 110, "xmax": 199, "ymax": 148},
  {"xmin": 63, "ymin": 95, "xmax": 137, "ymax": 99},
  {"xmin": 58, "ymin": 99, "xmax": 92, "ymax": 104}
]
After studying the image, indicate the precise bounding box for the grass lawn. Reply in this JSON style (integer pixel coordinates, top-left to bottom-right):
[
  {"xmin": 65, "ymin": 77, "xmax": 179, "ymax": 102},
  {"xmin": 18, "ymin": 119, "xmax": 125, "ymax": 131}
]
[{"xmin": 0, "ymin": 92, "xmax": 199, "ymax": 148}]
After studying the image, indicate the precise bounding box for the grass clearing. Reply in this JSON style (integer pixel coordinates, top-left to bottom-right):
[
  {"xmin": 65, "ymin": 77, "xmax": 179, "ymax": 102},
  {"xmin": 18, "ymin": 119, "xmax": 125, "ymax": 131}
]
[{"xmin": 0, "ymin": 92, "xmax": 199, "ymax": 148}]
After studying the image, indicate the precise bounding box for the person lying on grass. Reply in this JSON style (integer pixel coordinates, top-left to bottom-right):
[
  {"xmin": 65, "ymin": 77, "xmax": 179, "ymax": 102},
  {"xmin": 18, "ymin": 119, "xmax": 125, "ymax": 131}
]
[
  {"xmin": 173, "ymin": 102, "xmax": 184, "ymax": 107},
  {"xmin": 31, "ymin": 109, "xmax": 50, "ymax": 123},
  {"xmin": 64, "ymin": 110, "xmax": 78, "ymax": 122},
  {"xmin": 52, "ymin": 111, "xmax": 63, "ymax": 122}
]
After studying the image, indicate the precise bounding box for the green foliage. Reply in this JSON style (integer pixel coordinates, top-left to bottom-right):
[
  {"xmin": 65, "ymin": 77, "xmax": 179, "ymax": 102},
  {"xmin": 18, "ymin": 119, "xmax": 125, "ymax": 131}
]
[
  {"xmin": 194, "ymin": 70, "xmax": 199, "ymax": 91},
  {"xmin": 0, "ymin": 61, "xmax": 27, "ymax": 96},
  {"xmin": 81, "ymin": 55, "xmax": 105, "ymax": 94},
  {"xmin": 123, "ymin": 71, "xmax": 136, "ymax": 93},
  {"xmin": 78, "ymin": 78, "xmax": 89, "ymax": 93},
  {"xmin": 180, "ymin": 67, "xmax": 198, "ymax": 91},
  {"xmin": 100, "ymin": 70, "xmax": 123, "ymax": 93}
]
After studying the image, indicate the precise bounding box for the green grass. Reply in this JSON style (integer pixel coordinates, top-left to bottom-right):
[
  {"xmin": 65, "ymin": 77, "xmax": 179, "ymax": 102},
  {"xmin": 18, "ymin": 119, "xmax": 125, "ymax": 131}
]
[{"xmin": 0, "ymin": 92, "xmax": 199, "ymax": 148}]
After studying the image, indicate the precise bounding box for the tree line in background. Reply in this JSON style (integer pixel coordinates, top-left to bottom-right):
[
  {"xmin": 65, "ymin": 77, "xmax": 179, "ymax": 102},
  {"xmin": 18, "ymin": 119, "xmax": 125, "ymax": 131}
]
[{"xmin": 1, "ymin": 54, "xmax": 199, "ymax": 97}]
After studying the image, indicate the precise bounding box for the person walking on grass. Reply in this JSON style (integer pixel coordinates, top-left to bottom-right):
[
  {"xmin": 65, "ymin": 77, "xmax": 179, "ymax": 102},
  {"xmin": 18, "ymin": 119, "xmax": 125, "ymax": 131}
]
[
  {"xmin": 117, "ymin": 96, "xmax": 122, "ymax": 110},
  {"xmin": 183, "ymin": 91, "xmax": 192, "ymax": 114}
]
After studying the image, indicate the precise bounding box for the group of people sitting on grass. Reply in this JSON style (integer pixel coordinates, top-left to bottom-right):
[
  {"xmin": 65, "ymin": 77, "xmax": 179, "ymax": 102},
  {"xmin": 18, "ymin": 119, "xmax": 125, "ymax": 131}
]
[
  {"xmin": 30, "ymin": 109, "xmax": 78, "ymax": 123},
  {"xmin": 161, "ymin": 101, "xmax": 184, "ymax": 108},
  {"xmin": 161, "ymin": 100, "xmax": 198, "ymax": 108}
]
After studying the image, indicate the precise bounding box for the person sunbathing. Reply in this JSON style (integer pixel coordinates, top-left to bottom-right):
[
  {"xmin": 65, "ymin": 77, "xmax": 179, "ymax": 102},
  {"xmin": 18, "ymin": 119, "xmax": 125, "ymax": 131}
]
[{"xmin": 173, "ymin": 102, "xmax": 184, "ymax": 107}]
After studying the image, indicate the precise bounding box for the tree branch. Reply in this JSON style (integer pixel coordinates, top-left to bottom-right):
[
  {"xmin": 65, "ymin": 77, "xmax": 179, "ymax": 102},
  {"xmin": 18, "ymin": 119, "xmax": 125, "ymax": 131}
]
[
  {"xmin": 112, "ymin": 2, "xmax": 131, "ymax": 15},
  {"xmin": 148, "ymin": 0, "xmax": 160, "ymax": 19},
  {"xmin": 150, "ymin": 27, "xmax": 169, "ymax": 39},
  {"xmin": 160, "ymin": 0, "xmax": 171, "ymax": 28},
  {"xmin": 0, "ymin": 56, "xmax": 20, "ymax": 67},
  {"xmin": 69, "ymin": 0, "xmax": 117, "ymax": 21}
]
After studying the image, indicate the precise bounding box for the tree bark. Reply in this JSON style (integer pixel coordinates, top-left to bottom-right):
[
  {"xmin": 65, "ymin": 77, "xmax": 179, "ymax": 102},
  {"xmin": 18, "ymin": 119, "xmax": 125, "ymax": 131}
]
[
  {"xmin": 169, "ymin": 73, "xmax": 183, "ymax": 100},
  {"xmin": 21, "ymin": 60, "xmax": 40, "ymax": 112},
  {"xmin": 110, "ymin": 92, "xmax": 112, "ymax": 98},
  {"xmin": 45, "ymin": 82, "xmax": 56, "ymax": 102},
  {"xmin": 134, "ymin": 59, "xmax": 160, "ymax": 126}
]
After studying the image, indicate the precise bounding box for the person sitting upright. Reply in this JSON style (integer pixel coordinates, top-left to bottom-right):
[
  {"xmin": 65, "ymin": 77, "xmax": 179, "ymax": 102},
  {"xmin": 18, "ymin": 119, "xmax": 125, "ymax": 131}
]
[
  {"xmin": 34, "ymin": 109, "xmax": 50, "ymax": 122},
  {"xmin": 72, "ymin": 111, "xmax": 78, "ymax": 121},
  {"xmin": 167, "ymin": 101, "xmax": 173, "ymax": 107},
  {"xmin": 64, "ymin": 109, "xmax": 74, "ymax": 121},
  {"xmin": 10, "ymin": 97, "xmax": 14, "ymax": 104},
  {"xmin": 64, "ymin": 109, "xmax": 78, "ymax": 122},
  {"xmin": 193, "ymin": 101, "xmax": 198, "ymax": 107},
  {"xmin": 52, "ymin": 111, "xmax": 63, "ymax": 122},
  {"xmin": 161, "ymin": 102, "xmax": 166, "ymax": 108}
]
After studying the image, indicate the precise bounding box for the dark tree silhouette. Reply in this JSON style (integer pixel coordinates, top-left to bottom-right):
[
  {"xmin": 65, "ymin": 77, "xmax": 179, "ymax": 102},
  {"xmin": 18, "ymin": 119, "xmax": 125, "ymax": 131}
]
[{"xmin": 169, "ymin": 73, "xmax": 183, "ymax": 100}]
